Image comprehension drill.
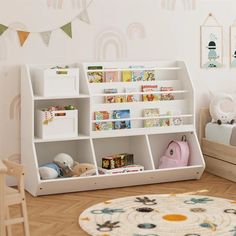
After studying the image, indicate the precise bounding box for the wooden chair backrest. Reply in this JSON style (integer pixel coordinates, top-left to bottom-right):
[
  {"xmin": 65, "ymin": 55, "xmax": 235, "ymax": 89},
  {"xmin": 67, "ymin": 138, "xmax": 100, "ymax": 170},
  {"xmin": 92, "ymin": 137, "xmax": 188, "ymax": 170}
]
[{"xmin": 0, "ymin": 159, "xmax": 25, "ymax": 192}]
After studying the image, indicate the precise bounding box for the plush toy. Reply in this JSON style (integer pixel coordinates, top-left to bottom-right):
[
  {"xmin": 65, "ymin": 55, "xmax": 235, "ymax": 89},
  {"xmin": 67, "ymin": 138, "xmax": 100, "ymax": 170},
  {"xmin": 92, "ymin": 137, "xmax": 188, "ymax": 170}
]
[
  {"xmin": 53, "ymin": 153, "xmax": 75, "ymax": 177},
  {"xmin": 72, "ymin": 163, "xmax": 96, "ymax": 177},
  {"xmin": 39, "ymin": 163, "xmax": 62, "ymax": 180},
  {"xmin": 209, "ymin": 93, "xmax": 236, "ymax": 125}
]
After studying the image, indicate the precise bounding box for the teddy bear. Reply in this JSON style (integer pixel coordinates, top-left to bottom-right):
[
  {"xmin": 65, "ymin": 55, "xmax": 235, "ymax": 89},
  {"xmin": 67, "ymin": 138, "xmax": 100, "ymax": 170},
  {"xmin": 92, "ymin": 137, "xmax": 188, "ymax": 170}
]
[{"xmin": 72, "ymin": 163, "xmax": 96, "ymax": 177}]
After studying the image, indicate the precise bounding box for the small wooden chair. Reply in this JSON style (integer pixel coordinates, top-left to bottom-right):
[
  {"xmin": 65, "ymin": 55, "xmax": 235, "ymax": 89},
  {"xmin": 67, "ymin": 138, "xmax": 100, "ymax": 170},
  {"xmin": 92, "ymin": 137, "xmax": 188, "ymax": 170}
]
[{"xmin": 0, "ymin": 159, "xmax": 30, "ymax": 236}]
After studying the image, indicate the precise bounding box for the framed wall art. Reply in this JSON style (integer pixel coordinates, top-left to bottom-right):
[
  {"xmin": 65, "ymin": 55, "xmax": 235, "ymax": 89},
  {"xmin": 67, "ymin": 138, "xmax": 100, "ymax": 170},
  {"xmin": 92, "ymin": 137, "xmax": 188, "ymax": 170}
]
[
  {"xmin": 230, "ymin": 22, "xmax": 236, "ymax": 68},
  {"xmin": 200, "ymin": 14, "xmax": 223, "ymax": 68}
]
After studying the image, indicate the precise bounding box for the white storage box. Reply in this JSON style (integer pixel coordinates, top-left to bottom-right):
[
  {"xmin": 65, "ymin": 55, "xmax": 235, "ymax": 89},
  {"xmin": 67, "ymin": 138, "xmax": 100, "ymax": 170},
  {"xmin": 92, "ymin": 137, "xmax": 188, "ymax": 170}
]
[
  {"xmin": 33, "ymin": 67, "xmax": 79, "ymax": 96},
  {"xmin": 35, "ymin": 109, "xmax": 78, "ymax": 139}
]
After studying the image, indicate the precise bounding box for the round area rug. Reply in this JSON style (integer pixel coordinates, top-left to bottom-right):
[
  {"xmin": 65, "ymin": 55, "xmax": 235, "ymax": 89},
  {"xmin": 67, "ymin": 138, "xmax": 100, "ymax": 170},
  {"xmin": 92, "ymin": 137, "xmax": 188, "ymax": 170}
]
[{"xmin": 79, "ymin": 194, "xmax": 236, "ymax": 236}]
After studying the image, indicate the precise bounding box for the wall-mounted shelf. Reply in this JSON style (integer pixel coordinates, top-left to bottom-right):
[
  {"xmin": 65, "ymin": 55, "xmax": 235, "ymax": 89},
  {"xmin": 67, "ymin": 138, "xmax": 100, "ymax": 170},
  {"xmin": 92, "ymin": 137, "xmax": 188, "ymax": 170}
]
[{"xmin": 21, "ymin": 61, "xmax": 205, "ymax": 196}]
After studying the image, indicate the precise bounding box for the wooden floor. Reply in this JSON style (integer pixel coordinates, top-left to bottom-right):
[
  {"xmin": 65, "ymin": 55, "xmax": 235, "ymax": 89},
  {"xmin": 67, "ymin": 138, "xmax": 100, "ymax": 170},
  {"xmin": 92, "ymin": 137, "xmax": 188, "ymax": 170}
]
[{"xmin": 10, "ymin": 172, "xmax": 236, "ymax": 236}]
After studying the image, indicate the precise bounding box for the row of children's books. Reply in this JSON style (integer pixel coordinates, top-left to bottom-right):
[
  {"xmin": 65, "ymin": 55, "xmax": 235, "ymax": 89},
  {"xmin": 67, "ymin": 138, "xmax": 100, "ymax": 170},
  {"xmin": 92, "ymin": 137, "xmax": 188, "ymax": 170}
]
[
  {"xmin": 104, "ymin": 85, "xmax": 174, "ymax": 103},
  {"xmin": 87, "ymin": 65, "xmax": 156, "ymax": 83},
  {"xmin": 94, "ymin": 109, "xmax": 183, "ymax": 131}
]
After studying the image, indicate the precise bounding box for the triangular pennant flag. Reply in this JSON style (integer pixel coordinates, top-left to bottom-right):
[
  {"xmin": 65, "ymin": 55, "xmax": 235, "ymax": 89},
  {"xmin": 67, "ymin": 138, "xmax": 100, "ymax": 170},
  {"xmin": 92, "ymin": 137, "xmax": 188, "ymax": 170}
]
[
  {"xmin": 78, "ymin": 9, "xmax": 90, "ymax": 24},
  {"xmin": 61, "ymin": 22, "xmax": 72, "ymax": 38},
  {"xmin": 17, "ymin": 31, "xmax": 30, "ymax": 46},
  {"xmin": 0, "ymin": 24, "xmax": 8, "ymax": 35},
  {"xmin": 40, "ymin": 31, "xmax": 52, "ymax": 46}
]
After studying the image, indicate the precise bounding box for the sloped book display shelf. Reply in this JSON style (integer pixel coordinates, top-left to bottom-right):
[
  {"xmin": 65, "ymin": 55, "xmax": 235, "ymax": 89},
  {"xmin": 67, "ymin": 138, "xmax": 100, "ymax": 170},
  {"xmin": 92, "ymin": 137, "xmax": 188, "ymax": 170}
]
[{"xmin": 21, "ymin": 61, "xmax": 205, "ymax": 196}]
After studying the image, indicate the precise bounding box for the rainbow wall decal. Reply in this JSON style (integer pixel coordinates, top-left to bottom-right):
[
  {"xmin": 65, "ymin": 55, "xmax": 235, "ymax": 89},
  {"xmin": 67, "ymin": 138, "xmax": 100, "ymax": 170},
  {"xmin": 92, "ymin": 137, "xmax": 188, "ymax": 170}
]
[
  {"xmin": 9, "ymin": 94, "xmax": 21, "ymax": 120},
  {"xmin": 95, "ymin": 29, "xmax": 127, "ymax": 60},
  {"xmin": 127, "ymin": 23, "xmax": 146, "ymax": 40}
]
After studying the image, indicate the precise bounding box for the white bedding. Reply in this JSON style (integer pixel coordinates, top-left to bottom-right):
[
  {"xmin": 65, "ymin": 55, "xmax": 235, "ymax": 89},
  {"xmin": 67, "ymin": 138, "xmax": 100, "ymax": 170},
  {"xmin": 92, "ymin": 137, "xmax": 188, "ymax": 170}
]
[{"xmin": 205, "ymin": 123, "xmax": 236, "ymax": 145}]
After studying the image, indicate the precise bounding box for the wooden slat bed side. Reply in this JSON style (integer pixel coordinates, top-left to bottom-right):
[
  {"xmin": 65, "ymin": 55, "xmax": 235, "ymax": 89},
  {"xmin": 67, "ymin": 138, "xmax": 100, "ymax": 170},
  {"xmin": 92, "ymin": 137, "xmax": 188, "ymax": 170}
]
[
  {"xmin": 202, "ymin": 138, "xmax": 236, "ymax": 165},
  {"xmin": 199, "ymin": 108, "xmax": 211, "ymax": 143}
]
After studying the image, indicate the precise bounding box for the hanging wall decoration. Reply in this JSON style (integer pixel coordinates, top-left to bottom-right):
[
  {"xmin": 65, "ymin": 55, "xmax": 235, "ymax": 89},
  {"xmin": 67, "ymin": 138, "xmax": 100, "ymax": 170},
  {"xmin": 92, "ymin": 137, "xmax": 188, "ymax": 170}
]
[
  {"xmin": 230, "ymin": 20, "xmax": 236, "ymax": 68},
  {"xmin": 0, "ymin": 0, "xmax": 93, "ymax": 47},
  {"xmin": 200, "ymin": 13, "xmax": 223, "ymax": 68}
]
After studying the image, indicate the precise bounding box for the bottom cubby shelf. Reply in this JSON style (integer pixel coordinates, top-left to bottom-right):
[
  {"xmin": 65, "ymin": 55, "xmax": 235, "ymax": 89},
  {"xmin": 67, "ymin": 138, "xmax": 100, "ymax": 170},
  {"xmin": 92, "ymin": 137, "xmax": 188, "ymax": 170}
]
[{"xmin": 25, "ymin": 131, "xmax": 205, "ymax": 196}]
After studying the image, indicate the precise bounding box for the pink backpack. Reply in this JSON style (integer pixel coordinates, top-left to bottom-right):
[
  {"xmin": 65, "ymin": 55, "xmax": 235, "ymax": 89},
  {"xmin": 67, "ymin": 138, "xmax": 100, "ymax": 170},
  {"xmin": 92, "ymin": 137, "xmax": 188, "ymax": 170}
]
[{"xmin": 158, "ymin": 136, "xmax": 190, "ymax": 169}]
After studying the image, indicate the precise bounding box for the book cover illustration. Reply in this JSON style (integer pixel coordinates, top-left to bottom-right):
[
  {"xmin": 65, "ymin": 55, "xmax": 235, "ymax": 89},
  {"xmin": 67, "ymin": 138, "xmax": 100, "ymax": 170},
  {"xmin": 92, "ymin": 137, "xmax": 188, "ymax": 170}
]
[
  {"xmin": 87, "ymin": 66, "xmax": 103, "ymax": 83},
  {"xmin": 143, "ymin": 108, "xmax": 160, "ymax": 127},
  {"xmin": 142, "ymin": 85, "xmax": 160, "ymax": 101},
  {"xmin": 104, "ymin": 70, "xmax": 119, "ymax": 82},
  {"xmin": 94, "ymin": 111, "xmax": 113, "ymax": 131},
  {"xmin": 104, "ymin": 88, "xmax": 118, "ymax": 103},
  {"xmin": 144, "ymin": 70, "xmax": 155, "ymax": 81},
  {"xmin": 160, "ymin": 87, "xmax": 174, "ymax": 100},
  {"xmin": 115, "ymin": 95, "xmax": 126, "ymax": 103},
  {"xmin": 125, "ymin": 87, "xmax": 139, "ymax": 102},
  {"xmin": 159, "ymin": 111, "xmax": 173, "ymax": 127},
  {"xmin": 122, "ymin": 70, "xmax": 132, "ymax": 82},
  {"xmin": 130, "ymin": 65, "xmax": 145, "ymax": 81},
  {"xmin": 113, "ymin": 109, "xmax": 131, "ymax": 129}
]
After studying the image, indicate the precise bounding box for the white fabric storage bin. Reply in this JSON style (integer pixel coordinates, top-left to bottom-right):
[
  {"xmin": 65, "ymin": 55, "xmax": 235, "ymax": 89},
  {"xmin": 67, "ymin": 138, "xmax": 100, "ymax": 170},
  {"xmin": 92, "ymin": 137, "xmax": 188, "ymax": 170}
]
[
  {"xmin": 35, "ymin": 109, "xmax": 78, "ymax": 139},
  {"xmin": 33, "ymin": 67, "xmax": 79, "ymax": 96}
]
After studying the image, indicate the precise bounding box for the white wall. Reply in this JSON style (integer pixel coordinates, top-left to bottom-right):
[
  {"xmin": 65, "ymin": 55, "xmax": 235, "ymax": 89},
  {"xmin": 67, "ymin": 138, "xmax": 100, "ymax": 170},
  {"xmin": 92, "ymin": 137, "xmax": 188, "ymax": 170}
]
[{"xmin": 0, "ymin": 0, "xmax": 236, "ymax": 161}]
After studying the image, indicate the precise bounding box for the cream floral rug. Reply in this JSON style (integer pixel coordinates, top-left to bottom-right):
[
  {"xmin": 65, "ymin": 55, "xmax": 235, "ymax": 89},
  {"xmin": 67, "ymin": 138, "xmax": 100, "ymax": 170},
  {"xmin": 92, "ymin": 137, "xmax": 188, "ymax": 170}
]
[{"xmin": 79, "ymin": 194, "xmax": 236, "ymax": 236}]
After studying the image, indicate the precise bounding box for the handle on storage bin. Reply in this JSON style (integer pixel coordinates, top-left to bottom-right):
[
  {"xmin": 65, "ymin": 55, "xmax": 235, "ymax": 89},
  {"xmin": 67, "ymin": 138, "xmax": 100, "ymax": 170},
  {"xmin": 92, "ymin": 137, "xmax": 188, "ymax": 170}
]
[
  {"xmin": 56, "ymin": 70, "xmax": 68, "ymax": 75},
  {"xmin": 54, "ymin": 112, "xmax": 66, "ymax": 117}
]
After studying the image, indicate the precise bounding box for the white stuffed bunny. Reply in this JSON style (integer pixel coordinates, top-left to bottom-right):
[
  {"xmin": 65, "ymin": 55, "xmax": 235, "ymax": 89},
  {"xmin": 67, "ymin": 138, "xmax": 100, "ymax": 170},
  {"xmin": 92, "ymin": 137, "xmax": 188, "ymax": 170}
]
[{"xmin": 209, "ymin": 93, "xmax": 236, "ymax": 125}]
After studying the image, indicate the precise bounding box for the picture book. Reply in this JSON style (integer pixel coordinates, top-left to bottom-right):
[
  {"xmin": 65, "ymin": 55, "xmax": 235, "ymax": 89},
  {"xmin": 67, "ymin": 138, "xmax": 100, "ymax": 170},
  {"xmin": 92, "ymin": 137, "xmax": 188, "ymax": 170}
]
[
  {"xmin": 94, "ymin": 111, "xmax": 111, "ymax": 120},
  {"xmin": 130, "ymin": 65, "xmax": 145, "ymax": 81},
  {"xmin": 160, "ymin": 87, "xmax": 174, "ymax": 100},
  {"xmin": 104, "ymin": 70, "xmax": 119, "ymax": 82},
  {"xmin": 125, "ymin": 87, "xmax": 139, "ymax": 102},
  {"xmin": 113, "ymin": 109, "xmax": 131, "ymax": 130},
  {"xmin": 122, "ymin": 70, "xmax": 132, "ymax": 82},
  {"xmin": 87, "ymin": 66, "xmax": 103, "ymax": 83},
  {"xmin": 143, "ymin": 108, "xmax": 160, "ymax": 127},
  {"xmin": 112, "ymin": 109, "xmax": 130, "ymax": 119},
  {"xmin": 142, "ymin": 85, "xmax": 160, "ymax": 101},
  {"xmin": 100, "ymin": 165, "xmax": 144, "ymax": 175},
  {"xmin": 159, "ymin": 111, "xmax": 173, "ymax": 127},
  {"xmin": 144, "ymin": 70, "xmax": 155, "ymax": 81},
  {"xmin": 94, "ymin": 111, "xmax": 113, "ymax": 131},
  {"xmin": 95, "ymin": 122, "xmax": 113, "ymax": 131},
  {"xmin": 104, "ymin": 88, "xmax": 118, "ymax": 103},
  {"xmin": 115, "ymin": 95, "xmax": 126, "ymax": 103}
]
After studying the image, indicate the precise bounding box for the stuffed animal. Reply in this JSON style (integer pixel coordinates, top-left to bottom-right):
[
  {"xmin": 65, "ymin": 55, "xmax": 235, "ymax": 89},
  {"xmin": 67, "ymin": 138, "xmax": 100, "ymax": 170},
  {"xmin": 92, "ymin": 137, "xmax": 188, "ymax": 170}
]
[
  {"xmin": 53, "ymin": 153, "xmax": 75, "ymax": 177},
  {"xmin": 209, "ymin": 93, "xmax": 236, "ymax": 125},
  {"xmin": 72, "ymin": 163, "xmax": 96, "ymax": 177},
  {"xmin": 39, "ymin": 163, "xmax": 62, "ymax": 180}
]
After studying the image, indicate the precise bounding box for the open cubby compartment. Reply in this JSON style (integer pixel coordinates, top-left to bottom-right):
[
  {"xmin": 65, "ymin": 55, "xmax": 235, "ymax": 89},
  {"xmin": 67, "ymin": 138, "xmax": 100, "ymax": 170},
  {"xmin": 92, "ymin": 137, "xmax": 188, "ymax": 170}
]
[
  {"xmin": 92, "ymin": 135, "xmax": 155, "ymax": 174},
  {"xmin": 35, "ymin": 139, "xmax": 98, "ymax": 177},
  {"xmin": 148, "ymin": 131, "xmax": 205, "ymax": 173},
  {"xmin": 34, "ymin": 98, "xmax": 90, "ymax": 139}
]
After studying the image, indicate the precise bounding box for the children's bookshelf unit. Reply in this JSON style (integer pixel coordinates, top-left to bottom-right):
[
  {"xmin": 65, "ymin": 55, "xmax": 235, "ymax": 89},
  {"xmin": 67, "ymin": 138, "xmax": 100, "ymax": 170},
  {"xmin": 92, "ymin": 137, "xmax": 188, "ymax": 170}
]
[{"xmin": 21, "ymin": 61, "xmax": 205, "ymax": 196}]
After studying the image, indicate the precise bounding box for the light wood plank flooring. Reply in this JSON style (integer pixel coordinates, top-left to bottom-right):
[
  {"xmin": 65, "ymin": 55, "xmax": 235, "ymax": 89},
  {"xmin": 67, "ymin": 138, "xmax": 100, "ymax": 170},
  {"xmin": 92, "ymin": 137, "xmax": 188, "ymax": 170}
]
[{"xmin": 10, "ymin": 172, "xmax": 236, "ymax": 236}]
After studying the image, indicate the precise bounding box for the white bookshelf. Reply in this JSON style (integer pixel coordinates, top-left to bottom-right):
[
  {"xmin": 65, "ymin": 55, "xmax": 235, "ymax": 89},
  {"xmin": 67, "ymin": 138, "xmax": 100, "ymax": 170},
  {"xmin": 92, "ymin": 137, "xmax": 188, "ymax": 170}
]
[{"xmin": 21, "ymin": 61, "xmax": 205, "ymax": 196}]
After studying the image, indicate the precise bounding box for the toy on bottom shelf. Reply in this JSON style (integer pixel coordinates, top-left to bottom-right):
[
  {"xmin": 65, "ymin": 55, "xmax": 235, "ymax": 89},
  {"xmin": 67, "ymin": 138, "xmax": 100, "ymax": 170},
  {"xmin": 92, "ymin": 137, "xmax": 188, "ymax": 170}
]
[
  {"xmin": 39, "ymin": 163, "xmax": 62, "ymax": 180},
  {"xmin": 209, "ymin": 93, "xmax": 236, "ymax": 125},
  {"xmin": 102, "ymin": 153, "xmax": 134, "ymax": 169},
  {"xmin": 72, "ymin": 163, "xmax": 96, "ymax": 177},
  {"xmin": 158, "ymin": 135, "xmax": 190, "ymax": 169},
  {"xmin": 53, "ymin": 153, "xmax": 75, "ymax": 177}
]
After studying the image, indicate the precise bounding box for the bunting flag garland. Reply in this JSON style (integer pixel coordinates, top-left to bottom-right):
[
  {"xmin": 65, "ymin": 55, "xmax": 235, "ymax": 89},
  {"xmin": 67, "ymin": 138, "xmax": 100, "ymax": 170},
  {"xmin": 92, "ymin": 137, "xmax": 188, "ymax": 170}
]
[
  {"xmin": 17, "ymin": 31, "xmax": 30, "ymax": 46},
  {"xmin": 61, "ymin": 22, "xmax": 72, "ymax": 38},
  {"xmin": 78, "ymin": 9, "xmax": 90, "ymax": 24},
  {"xmin": 0, "ymin": 0, "xmax": 93, "ymax": 47},
  {"xmin": 0, "ymin": 24, "xmax": 8, "ymax": 35},
  {"xmin": 40, "ymin": 31, "xmax": 52, "ymax": 47}
]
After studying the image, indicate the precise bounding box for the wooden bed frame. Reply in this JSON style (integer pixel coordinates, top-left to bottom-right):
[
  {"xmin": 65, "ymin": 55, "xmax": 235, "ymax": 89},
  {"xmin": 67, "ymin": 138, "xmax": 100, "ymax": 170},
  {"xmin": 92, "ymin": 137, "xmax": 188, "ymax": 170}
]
[{"xmin": 199, "ymin": 108, "xmax": 236, "ymax": 182}]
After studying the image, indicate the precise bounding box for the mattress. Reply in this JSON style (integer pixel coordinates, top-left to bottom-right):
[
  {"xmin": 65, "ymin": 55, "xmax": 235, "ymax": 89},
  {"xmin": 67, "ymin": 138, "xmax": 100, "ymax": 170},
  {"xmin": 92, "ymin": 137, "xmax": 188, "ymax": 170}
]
[{"xmin": 205, "ymin": 122, "xmax": 236, "ymax": 146}]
